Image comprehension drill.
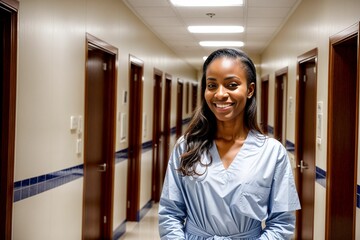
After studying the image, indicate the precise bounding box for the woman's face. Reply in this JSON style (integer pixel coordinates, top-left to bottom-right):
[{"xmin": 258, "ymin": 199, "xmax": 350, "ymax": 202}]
[{"xmin": 204, "ymin": 57, "xmax": 254, "ymax": 123}]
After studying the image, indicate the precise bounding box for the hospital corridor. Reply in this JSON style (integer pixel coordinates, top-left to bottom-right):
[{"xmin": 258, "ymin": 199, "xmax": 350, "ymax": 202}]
[{"xmin": 2, "ymin": 0, "xmax": 360, "ymax": 239}]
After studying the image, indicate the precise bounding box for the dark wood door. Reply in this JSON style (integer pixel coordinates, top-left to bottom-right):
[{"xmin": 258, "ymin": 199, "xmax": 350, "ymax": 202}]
[
  {"xmin": 295, "ymin": 49, "xmax": 317, "ymax": 240},
  {"xmin": 127, "ymin": 57, "xmax": 143, "ymax": 221},
  {"xmin": 83, "ymin": 36, "xmax": 117, "ymax": 239},
  {"xmin": 274, "ymin": 76, "xmax": 284, "ymax": 142},
  {"xmin": 191, "ymin": 83, "xmax": 198, "ymax": 112},
  {"xmin": 162, "ymin": 76, "xmax": 172, "ymax": 179},
  {"xmin": 0, "ymin": 1, "xmax": 18, "ymax": 239},
  {"xmin": 326, "ymin": 26, "xmax": 358, "ymax": 240},
  {"xmin": 176, "ymin": 80, "xmax": 184, "ymax": 139},
  {"xmin": 274, "ymin": 68, "xmax": 287, "ymax": 144},
  {"xmin": 260, "ymin": 76, "xmax": 269, "ymax": 134},
  {"xmin": 152, "ymin": 70, "xmax": 163, "ymax": 202}
]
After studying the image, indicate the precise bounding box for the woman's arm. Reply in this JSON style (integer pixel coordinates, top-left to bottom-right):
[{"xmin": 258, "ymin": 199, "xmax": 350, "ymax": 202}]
[
  {"xmin": 260, "ymin": 211, "xmax": 296, "ymax": 239},
  {"xmin": 158, "ymin": 198, "xmax": 187, "ymax": 239},
  {"xmin": 259, "ymin": 140, "xmax": 301, "ymax": 239},
  {"xmin": 158, "ymin": 139, "xmax": 187, "ymax": 239}
]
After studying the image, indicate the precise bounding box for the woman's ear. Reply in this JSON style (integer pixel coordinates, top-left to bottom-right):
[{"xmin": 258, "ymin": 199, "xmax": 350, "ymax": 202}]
[{"xmin": 247, "ymin": 82, "xmax": 255, "ymax": 98}]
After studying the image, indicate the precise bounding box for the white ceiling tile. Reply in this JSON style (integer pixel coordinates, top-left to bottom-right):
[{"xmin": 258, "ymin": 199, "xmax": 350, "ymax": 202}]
[
  {"xmin": 248, "ymin": 7, "xmax": 291, "ymax": 18},
  {"xmin": 123, "ymin": 0, "xmax": 170, "ymax": 7},
  {"xmin": 175, "ymin": 6, "xmax": 245, "ymax": 18},
  {"xmin": 182, "ymin": 17, "xmax": 245, "ymax": 26},
  {"xmin": 248, "ymin": 0, "xmax": 298, "ymax": 8},
  {"xmin": 143, "ymin": 17, "xmax": 183, "ymax": 26},
  {"xmin": 247, "ymin": 18, "xmax": 284, "ymax": 27},
  {"xmin": 135, "ymin": 7, "xmax": 176, "ymax": 17}
]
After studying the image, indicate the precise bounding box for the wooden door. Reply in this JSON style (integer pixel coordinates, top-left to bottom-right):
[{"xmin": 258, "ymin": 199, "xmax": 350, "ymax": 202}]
[
  {"xmin": 191, "ymin": 83, "xmax": 198, "ymax": 112},
  {"xmin": 83, "ymin": 34, "xmax": 117, "ymax": 240},
  {"xmin": 326, "ymin": 24, "xmax": 358, "ymax": 240},
  {"xmin": 186, "ymin": 82, "xmax": 190, "ymax": 114},
  {"xmin": 274, "ymin": 67, "xmax": 288, "ymax": 144},
  {"xmin": 152, "ymin": 69, "xmax": 162, "ymax": 202},
  {"xmin": 0, "ymin": 1, "xmax": 18, "ymax": 239},
  {"xmin": 295, "ymin": 49, "xmax": 317, "ymax": 240},
  {"xmin": 176, "ymin": 79, "xmax": 184, "ymax": 139},
  {"xmin": 127, "ymin": 56, "xmax": 143, "ymax": 221},
  {"xmin": 260, "ymin": 75, "xmax": 269, "ymax": 134},
  {"xmin": 162, "ymin": 75, "xmax": 172, "ymax": 179}
]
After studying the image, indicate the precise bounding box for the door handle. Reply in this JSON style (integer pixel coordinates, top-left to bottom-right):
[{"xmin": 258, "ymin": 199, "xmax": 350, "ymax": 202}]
[
  {"xmin": 297, "ymin": 160, "xmax": 308, "ymax": 173},
  {"xmin": 98, "ymin": 163, "xmax": 107, "ymax": 172}
]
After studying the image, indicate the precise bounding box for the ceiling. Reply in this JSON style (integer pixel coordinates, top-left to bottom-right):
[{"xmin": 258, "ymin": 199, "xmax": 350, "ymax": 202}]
[{"xmin": 123, "ymin": 0, "xmax": 302, "ymax": 70}]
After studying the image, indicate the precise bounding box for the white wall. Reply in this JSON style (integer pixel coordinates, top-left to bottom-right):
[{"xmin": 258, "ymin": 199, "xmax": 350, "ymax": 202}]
[
  {"xmin": 260, "ymin": 0, "xmax": 360, "ymax": 239},
  {"xmin": 14, "ymin": 0, "xmax": 198, "ymax": 238}
]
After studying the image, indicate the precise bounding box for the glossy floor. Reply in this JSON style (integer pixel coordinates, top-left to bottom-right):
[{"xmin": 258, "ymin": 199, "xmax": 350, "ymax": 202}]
[{"xmin": 120, "ymin": 203, "xmax": 160, "ymax": 240}]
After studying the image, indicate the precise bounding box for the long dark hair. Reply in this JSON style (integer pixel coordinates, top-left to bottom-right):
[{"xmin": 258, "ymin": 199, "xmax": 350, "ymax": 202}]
[{"xmin": 178, "ymin": 48, "xmax": 262, "ymax": 176}]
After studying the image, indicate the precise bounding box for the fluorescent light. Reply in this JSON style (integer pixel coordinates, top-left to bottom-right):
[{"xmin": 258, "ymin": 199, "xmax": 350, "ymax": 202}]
[
  {"xmin": 199, "ymin": 41, "xmax": 244, "ymax": 47},
  {"xmin": 170, "ymin": 0, "xmax": 243, "ymax": 7},
  {"xmin": 188, "ymin": 26, "xmax": 244, "ymax": 33}
]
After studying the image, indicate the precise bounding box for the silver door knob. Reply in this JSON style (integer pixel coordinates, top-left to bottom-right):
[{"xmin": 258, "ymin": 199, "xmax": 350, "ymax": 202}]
[
  {"xmin": 297, "ymin": 160, "xmax": 308, "ymax": 173},
  {"xmin": 98, "ymin": 163, "xmax": 106, "ymax": 172}
]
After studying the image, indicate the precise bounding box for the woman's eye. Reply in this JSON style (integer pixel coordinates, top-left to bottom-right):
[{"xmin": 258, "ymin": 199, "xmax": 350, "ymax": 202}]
[
  {"xmin": 227, "ymin": 83, "xmax": 239, "ymax": 88},
  {"xmin": 207, "ymin": 83, "xmax": 217, "ymax": 89}
]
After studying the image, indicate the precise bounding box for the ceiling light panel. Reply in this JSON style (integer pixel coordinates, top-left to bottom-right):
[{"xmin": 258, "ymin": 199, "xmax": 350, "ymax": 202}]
[
  {"xmin": 170, "ymin": 0, "xmax": 243, "ymax": 7},
  {"xmin": 199, "ymin": 41, "xmax": 244, "ymax": 47},
  {"xmin": 188, "ymin": 26, "xmax": 244, "ymax": 33}
]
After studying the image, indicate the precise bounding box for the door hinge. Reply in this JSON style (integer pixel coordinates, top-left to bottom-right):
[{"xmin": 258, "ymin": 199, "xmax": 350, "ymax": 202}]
[
  {"xmin": 127, "ymin": 201, "xmax": 130, "ymax": 208},
  {"xmin": 103, "ymin": 63, "xmax": 107, "ymax": 71},
  {"xmin": 134, "ymin": 74, "xmax": 138, "ymax": 81},
  {"xmin": 104, "ymin": 216, "xmax": 107, "ymax": 224},
  {"xmin": 303, "ymin": 75, "xmax": 307, "ymax": 83}
]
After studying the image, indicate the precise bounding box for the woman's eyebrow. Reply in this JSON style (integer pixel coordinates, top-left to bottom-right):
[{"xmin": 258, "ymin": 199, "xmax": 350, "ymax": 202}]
[{"xmin": 224, "ymin": 75, "xmax": 240, "ymax": 80}]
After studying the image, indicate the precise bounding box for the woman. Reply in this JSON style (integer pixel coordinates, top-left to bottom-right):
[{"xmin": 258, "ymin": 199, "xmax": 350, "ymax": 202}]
[{"xmin": 158, "ymin": 48, "xmax": 300, "ymax": 239}]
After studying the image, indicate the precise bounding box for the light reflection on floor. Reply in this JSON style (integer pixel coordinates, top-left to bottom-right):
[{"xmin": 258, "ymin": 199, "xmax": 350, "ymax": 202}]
[{"xmin": 120, "ymin": 203, "xmax": 160, "ymax": 240}]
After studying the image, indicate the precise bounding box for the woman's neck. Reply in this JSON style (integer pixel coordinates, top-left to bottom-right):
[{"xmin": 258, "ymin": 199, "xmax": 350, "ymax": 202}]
[{"xmin": 215, "ymin": 120, "xmax": 248, "ymax": 142}]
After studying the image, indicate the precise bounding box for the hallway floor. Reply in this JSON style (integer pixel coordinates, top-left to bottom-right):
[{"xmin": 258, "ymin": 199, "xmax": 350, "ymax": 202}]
[{"xmin": 120, "ymin": 203, "xmax": 160, "ymax": 240}]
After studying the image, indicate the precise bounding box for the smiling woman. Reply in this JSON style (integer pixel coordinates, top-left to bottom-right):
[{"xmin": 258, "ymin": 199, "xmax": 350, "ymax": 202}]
[{"xmin": 158, "ymin": 48, "xmax": 301, "ymax": 239}]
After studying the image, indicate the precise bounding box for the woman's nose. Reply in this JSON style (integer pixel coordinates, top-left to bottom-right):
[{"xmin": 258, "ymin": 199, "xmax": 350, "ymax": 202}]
[{"xmin": 215, "ymin": 85, "xmax": 229, "ymax": 98}]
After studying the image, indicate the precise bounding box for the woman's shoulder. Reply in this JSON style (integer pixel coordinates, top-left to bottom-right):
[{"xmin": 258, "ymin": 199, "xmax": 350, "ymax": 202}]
[{"xmin": 248, "ymin": 130, "xmax": 287, "ymax": 155}]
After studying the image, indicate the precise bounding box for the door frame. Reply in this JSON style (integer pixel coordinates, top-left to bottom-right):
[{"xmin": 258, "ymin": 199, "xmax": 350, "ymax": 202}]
[
  {"xmin": 83, "ymin": 33, "xmax": 117, "ymax": 239},
  {"xmin": 274, "ymin": 67, "xmax": 288, "ymax": 144},
  {"xmin": 191, "ymin": 83, "xmax": 198, "ymax": 112},
  {"xmin": 151, "ymin": 68, "xmax": 163, "ymax": 202},
  {"xmin": 295, "ymin": 48, "xmax": 318, "ymax": 239},
  {"xmin": 162, "ymin": 74, "xmax": 172, "ymax": 179},
  {"xmin": 126, "ymin": 55, "xmax": 144, "ymax": 221},
  {"xmin": 260, "ymin": 75, "xmax": 269, "ymax": 134},
  {"xmin": 325, "ymin": 23, "xmax": 359, "ymax": 240},
  {"xmin": 176, "ymin": 78, "xmax": 184, "ymax": 139},
  {"xmin": 0, "ymin": 0, "xmax": 18, "ymax": 239}
]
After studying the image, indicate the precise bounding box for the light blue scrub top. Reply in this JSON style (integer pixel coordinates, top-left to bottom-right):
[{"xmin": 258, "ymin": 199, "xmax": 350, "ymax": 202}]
[{"xmin": 158, "ymin": 130, "xmax": 301, "ymax": 240}]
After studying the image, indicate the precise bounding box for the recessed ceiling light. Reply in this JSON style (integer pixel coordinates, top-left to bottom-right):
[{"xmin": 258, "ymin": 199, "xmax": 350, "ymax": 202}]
[
  {"xmin": 188, "ymin": 26, "xmax": 244, "ymax": 33},
  {"xmin": 170, "ymin": 0, "xmax": 243, "ymax": 7},
  {"xmin": 199, "ymin": 41, "xmax": 244, "ymax": 47},
  {"xmin": 203, "ymin": 56, "xmax": 208, "ymax": 61}
]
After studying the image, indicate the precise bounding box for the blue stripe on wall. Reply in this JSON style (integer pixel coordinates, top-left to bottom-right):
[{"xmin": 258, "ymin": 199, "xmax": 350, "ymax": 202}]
[
  {"xmin": 267, "ymin": 125, "xmax": 274, "ymax": 135},
  {"xmin": 13, "ymin": 164, "xmax": 83, "ymax": 202},
  {"xmin": 315, "ymin": 166, "xmax": 326, "ymax": 188}
]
